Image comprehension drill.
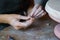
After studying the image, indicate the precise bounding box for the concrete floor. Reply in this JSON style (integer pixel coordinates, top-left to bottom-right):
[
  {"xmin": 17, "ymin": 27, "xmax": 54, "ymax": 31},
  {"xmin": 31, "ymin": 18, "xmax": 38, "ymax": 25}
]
[{"xmin": 0, "ymin": 15, "xmax": 59, "ymax": 40}]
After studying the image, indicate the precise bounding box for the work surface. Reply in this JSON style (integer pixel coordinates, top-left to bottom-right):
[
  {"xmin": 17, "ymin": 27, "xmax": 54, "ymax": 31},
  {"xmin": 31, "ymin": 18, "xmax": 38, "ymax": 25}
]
[{"xmin": 0, "ymin": 15, "xmax": 59, "ymax": 40}]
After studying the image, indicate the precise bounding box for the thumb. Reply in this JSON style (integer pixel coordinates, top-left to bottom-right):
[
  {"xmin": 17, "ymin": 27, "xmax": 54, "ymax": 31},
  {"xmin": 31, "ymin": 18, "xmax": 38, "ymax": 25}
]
[
  {"xmin": 14, "ymin": 15, "xmax": 30, "ymax": 20},
  {"xmin": 20, "ymin": 16, "xmax": 30, "ymax": 20}
]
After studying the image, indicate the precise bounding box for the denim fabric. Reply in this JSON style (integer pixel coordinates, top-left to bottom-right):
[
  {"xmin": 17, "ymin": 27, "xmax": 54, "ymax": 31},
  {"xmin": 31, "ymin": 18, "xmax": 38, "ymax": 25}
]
[
  {"xmin": 34, "ymin": 0, "xmax": 48, "ymax": 7},
  {"xmin": 0, "ymin": 0, "xmax": 48, "ymax": 14},
  {"xmin": 0, "ymin": 0, "xmax": 29, "ymax": 14}
]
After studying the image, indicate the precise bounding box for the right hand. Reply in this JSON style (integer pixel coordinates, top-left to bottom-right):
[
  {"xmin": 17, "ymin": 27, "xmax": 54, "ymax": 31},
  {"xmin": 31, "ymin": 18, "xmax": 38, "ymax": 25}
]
[{"xmin": 29, "ymin": 4, "xmax": 46, "ymax": 19}]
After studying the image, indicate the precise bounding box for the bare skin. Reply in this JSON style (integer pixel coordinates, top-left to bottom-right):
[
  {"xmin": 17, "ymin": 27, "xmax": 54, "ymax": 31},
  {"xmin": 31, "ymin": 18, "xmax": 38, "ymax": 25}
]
[
  {"xmin": 28, "ymin": 4, "xmax": 46, "ymax": 19},
  {"xmin": 0, "ymin": 4, "xmax": 46, "ymax": 30},
  {"xmin": 0, "ymin": 14, "xmax": 35, "ymax": 30}
]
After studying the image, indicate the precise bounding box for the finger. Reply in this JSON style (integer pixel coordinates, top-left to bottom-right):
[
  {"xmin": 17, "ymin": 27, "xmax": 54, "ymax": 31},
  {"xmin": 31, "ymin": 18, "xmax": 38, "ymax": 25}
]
[
  {"xmin": 20, "ymin": 16, "xmax": 30, "ymax": 20},
  {"xmin": 29, "ymin": 4, "xmax": 39, "ymax": 16},
  {"xmin": 36, "ymin": 12, "xmax": 46, "ymax": 18},
  {"xmin": 33, "ymin": 6, "xmax": 42, "ymax": 16},
  {"xmin": 40, "ymin": 12, "xmax": 46, "ymax": 17},
  {"xmin": 20, "ymin": 18, "xmax": 35, "ymax": 27},
  {"xmin": 36, "ymin": 10, "xmax": 44, "ymax": 17},
  {"xmin": 23, "ymin": 18, "xmax": 35, "ymax": 27},
  {"xmin": 13, "ymin": 15, "xmax": 30, "ymax": 20}
]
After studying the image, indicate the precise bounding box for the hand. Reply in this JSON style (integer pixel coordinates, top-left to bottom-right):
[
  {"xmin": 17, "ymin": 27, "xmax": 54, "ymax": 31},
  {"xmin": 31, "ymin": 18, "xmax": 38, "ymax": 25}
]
[
  {"xmin": 29, "ymin": 4, "xmax": 46, "ymax": 19},
  {"xmin": 0, "ymin": 14, "xmax": 34, "ymax": 30}
]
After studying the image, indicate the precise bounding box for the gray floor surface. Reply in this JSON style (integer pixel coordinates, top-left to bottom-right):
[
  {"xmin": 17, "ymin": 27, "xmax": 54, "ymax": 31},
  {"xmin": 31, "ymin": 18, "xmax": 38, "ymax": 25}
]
[{"xmin": 0, "ymin": 15, "xmax": 59, "ymax": 40}]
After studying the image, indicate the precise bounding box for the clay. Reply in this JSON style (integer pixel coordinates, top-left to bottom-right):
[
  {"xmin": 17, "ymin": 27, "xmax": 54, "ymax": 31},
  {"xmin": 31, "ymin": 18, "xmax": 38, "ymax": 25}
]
[{"xmin": 54, "ymin": 24, "xmax": 60, "ymax": 39}]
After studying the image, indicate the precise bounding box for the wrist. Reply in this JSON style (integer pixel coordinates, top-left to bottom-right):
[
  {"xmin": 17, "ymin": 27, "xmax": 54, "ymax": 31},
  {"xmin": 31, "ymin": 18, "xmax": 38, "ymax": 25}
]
[{"xmin": 0, "ymin": 14, "xmax": 11, "ymax": 24}]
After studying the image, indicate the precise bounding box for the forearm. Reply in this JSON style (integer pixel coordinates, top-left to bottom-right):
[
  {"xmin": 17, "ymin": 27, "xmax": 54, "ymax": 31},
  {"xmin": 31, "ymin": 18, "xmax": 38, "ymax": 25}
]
[
  {"xmin": 0, "ymin": 14, "xmax": 20, "ymax": 23},
  {"xmin": 0, "ymin": 14, "xmax": 11, "ymax": 23}
]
